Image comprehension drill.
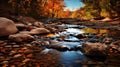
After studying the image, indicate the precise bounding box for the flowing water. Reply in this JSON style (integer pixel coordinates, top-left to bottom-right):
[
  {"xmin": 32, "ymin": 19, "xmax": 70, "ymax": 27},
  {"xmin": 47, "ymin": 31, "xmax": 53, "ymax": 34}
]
[{"xmin": 37, "ymin": 24, "xmax": 120, "ymax": 67}]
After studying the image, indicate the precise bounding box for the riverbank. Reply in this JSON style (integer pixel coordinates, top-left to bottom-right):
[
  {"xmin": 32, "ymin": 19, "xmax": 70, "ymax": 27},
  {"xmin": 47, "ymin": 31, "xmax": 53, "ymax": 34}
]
[{"xmin": 0, "ymin": 16, "xmax": 120, "ymax": 67}]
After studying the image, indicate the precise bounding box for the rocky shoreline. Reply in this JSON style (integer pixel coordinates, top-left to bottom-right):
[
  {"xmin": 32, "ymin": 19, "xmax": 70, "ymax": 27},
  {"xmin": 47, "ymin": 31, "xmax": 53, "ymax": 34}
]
[{"xmin": 0, "ymin": 16, "xmax": 120, "ymax": 66}]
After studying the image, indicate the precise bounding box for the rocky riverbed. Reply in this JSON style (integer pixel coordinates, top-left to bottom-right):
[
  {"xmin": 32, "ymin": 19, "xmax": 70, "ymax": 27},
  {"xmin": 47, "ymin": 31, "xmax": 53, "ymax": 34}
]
[{"xmin": 0, "ymin": 16, "xmax": 120, "ymax": 67}]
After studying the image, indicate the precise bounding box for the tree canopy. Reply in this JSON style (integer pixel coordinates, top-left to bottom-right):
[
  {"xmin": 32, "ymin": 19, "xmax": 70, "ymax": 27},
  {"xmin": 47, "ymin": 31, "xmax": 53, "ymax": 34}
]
[
  {"xmin": 8, "ymin": 0, "xmax": 70, "ymax": 18},
  {"xmin": 80, "ymin": 0, "xmax": 120, "ymax": 19},
  {"xmin": 1, "ymin": 0, "xmax": 120, "ymax": 20}
]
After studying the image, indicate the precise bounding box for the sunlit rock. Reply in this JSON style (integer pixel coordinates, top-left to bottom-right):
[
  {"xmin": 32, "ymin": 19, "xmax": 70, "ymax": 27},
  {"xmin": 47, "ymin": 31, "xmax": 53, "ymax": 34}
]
[
  {"xmin": 0, "ymin": 17, "xmax": 18, "ymax": 36},
  {"xmin": 19, "ymin": 31, "xmax": 31, "ymax": 34},
  {"xmin": 30, "ymin": 28, "xmax": 50, "ymax": 35},
  {"xmin": 13, "ymin": 54, "xmax": 22, "ymax": 58}
]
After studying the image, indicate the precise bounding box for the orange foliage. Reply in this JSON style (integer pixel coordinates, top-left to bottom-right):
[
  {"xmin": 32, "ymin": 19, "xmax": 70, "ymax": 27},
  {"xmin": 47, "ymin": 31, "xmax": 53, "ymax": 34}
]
[
  {"xmin": 8, "ymin": 0, "xmax": 69, "ymax": 18},
  {"xmin": 41, "ymin": 0, "xmax": 64, "ymax": 18},
  {"xmin": 61, "ymin": 10, "xmax": 70, "ymax": 18}
]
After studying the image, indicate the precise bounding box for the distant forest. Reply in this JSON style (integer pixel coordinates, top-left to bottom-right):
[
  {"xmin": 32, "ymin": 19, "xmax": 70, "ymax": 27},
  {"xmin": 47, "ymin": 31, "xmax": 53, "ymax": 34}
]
[{"xmin": 0, "ymin": 0, "xmax": 120, "ymax": 20}]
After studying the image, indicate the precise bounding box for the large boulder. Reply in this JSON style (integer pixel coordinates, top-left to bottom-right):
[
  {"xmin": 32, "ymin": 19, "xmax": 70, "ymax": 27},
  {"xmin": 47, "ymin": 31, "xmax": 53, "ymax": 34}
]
[
  {"xmin": 82, "ymin": 42, "xmax": 107, "ymax": 61},
  {"xmin": 9, "ymin": 33, "xmax": 34, "ymax": 42},
  {"xmin": 30, "ymin": 28, "xmax": 50, "ymax": 35},
  {"xmin": 0, "ymin": 17, "xmax": 18, "ymax": 36}
]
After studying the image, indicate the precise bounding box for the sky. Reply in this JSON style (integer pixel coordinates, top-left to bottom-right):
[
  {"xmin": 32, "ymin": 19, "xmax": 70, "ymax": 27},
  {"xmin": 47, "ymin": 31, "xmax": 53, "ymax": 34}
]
[{"xmin": 64, "ymin": 0, "xmax": 84, "ymax": 11}]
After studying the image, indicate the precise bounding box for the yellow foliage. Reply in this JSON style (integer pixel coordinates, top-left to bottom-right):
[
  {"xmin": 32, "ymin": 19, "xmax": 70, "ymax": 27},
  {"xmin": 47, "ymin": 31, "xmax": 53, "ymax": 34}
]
[{"xmin": 100, "ymin": 9, "xmax": 110, "ymax": 17}]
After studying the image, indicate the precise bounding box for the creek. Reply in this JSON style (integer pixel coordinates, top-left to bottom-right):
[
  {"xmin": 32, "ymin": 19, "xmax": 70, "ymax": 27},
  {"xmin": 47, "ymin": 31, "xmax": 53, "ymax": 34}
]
[{"xmin": 37, "ymin": 24, "xmax": 120, "ymax": 67}]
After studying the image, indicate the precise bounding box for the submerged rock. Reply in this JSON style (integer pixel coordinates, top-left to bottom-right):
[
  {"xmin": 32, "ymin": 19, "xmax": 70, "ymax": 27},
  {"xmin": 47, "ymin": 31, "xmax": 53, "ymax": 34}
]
[{"xmin": 0, "ymin": 17, "xmax": 18, "ymax": 36}]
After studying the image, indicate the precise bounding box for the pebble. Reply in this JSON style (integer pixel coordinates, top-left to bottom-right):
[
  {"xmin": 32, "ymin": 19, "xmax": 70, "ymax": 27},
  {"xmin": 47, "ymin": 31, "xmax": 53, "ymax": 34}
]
[
  {"xmin": 25, "ymin": 44, "xmax": 32, "ymax": 47},
  {"xmin": 9, "ymin": 50, "xmax": 17, "ymax": 55},
  {"xmin": 4, "ymin": 45, "xmax": 12, "ymax": 48},
  {"xmin": 26, "ymin": 54, "xmax": 33, "ymax": 58},
  {"xmin": 13, "ymin": 54, "xmax": 22, "ymax": 58},
  {"xmin": 0, "ymin": 41, "xmax": 5, "ymax": 43},
  {"xmin": 22, "ymin": 58, "xmax": 30, "ymax": 63},
  {"xmin": 24, "ymin": 49, "xmax": 33, "ymax": 54},
  {"xmin": 13, "ymin": 45, "xmax": 20, "ymax": 48},
  {"xmin": 2, "ymin": 60, "xmax": 9, "ymax": 64},
  {"xmin": 0, "ymin": 56, "xmax": 5, "ymax": 60}
]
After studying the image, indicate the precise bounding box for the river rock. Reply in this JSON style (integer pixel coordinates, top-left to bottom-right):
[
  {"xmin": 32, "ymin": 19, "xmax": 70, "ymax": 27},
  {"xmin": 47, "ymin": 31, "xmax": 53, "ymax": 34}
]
[
  {"xmin": 0, "ymin": 17, "xmax": 18, "ymax": 36},
  {"xmin": 58, "ymin": 45, "xmax": 69, "ymax": 51},
  {"xmin": 108, "ymin": 40, "xmax": 120, "ymax": 54},
  {"xmin": 49, "ymin": 45, "xmax": 69, "ymax": 51},
  {"xmin": 106, "ymin": 40, "xmax": 120, "ymax": 64},
  {"xmin": 30, "ymin": 28, "xmax": 50, "ymax": 35},
  {"xmin": 22, "ymin": 58, "xmax": 30, "ymax": 63},
  {"xmin": 76, "ymin": 34, "xmax": 86, "ymax": 39},
  {"xmin": 82, "ymin": 42, "xmax": 107, "ymax": 61},
  {"xmin": 9, "ymin": 33, "xmax": 34, "ymax": 42},
  {"xmin": 19, "ymin": 31, "xmax": 31, "ymax": 34},
  {"xmin": 26, "ymin": 25, "xmax": 37, "ymax": 31},
  {"xmin": 13, "ymin": 54, "xmax": 22, "ymax": 58},
  {"xmin": 103, "ymin": 37, "xmax": 113, "ymax": 44},
  {"xmin": 33, "ymin": 21, "xmax": 44, "ymax": 27},
  {"xmin": 15, "ymin": 23, "xmax": 26, "ymax": 31}
]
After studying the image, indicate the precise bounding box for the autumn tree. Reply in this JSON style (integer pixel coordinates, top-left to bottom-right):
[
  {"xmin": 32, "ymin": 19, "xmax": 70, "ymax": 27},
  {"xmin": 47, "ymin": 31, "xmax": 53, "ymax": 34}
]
[
  {"xmin": 8, "ymin": 0, "xmax": 65, "ymax": 18},
  {"xmin": 80, "ymin": 0, "xmax": 120, "ymax": 19},
  {"xmin": 8, "ymin": 0, "xmax": 31, "ymax": 15},
  {"xmin": 60, "ymin": 9, "xmax": 70, "ymax": 18},
  {"xmin": 41, "ymin": 0, "xmax": 65, "ymax": 18},
  {"xmin": 70, "ymin": 9, "xmax": 82, "ymax": 18}
]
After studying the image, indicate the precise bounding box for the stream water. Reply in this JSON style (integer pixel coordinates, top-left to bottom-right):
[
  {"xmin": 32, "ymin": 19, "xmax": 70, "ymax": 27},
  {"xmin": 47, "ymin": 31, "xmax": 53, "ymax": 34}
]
[{"xmin": 37, "ymin": 24, "xmax": 120, "ymax": 67}]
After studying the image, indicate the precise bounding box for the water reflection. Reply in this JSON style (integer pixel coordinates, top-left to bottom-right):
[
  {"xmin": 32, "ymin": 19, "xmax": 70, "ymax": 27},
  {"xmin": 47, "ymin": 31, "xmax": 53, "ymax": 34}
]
[
  {"xmin": 46, "ymin": 28, "xmax": 111, "ymax": 38},
  {"xmin": 60, "ymin": 51, "xmax": 84, "ymax": 62},
  {"xmin": 60, "ymin": 51, "xmax": 86, "ymax": 67},
  {"xmin": 82, "ymin": 28, "xmax": 108, "ymax": 34},
  {"xmin": 40, "ymin": 49, "xmax": 88, "ymax": 67}
]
